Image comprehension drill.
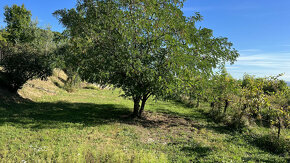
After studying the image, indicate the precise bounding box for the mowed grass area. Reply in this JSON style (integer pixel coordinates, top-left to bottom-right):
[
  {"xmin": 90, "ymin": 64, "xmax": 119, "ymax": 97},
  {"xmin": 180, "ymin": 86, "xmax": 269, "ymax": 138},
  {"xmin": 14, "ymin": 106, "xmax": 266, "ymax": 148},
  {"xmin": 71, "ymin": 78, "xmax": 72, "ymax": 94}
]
[{"xmin": 0, "ymin": 87, "xmax": 289, "ymax": 162}]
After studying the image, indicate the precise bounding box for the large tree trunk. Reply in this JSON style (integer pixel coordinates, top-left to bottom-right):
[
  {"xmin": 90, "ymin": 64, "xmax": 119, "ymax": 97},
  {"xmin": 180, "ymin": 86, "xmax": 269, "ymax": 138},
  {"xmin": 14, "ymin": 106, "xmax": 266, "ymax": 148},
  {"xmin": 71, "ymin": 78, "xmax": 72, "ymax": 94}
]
[{"xmin": 132, "ymin": 97, "xmax": 141, "ymax": 118}]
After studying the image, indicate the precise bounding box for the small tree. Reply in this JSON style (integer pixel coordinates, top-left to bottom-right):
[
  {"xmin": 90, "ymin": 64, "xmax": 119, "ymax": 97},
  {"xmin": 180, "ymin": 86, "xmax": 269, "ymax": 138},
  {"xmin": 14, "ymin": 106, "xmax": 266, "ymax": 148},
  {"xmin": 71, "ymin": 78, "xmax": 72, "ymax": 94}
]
[
  {"xmin": 270, "ymin": 91, "xmax": 289, "ymax": 138},
  {"xmin": 208, "ymin": 69, "xmax": 238, "ymax": 114},
  {"xmin": 241, "ymin": 75, "xmax": 271, "ymax": 121},
  {"xmin": 266, "ymin": 75, "xmax": 290, "ymax": 138}
]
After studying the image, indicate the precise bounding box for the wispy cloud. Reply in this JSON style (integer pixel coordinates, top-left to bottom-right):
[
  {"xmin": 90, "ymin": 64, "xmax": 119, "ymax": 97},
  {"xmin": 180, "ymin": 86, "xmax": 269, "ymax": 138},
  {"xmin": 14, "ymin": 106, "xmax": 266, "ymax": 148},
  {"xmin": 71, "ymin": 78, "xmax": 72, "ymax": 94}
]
[
  {"xmin": 182, "ymin": 4, "xmax": 258, "ymax": 12},
  {"xmin": 227, "ymin": 53, "xmax": 290, "ymax": 81},
  {"xmin": 225, "ymin": 66, "xmax": 239, "ymax": 70},
  {"xmin": 236, "ymin": 53, "xmax": 290, "ymax": 68},
  {"xmin": 182, "ymin": 6, "xmax": 213, "ymax": 12},
  {"xmin": 239, "ymin": 49, "xmax": 261, "ymax": 53}
]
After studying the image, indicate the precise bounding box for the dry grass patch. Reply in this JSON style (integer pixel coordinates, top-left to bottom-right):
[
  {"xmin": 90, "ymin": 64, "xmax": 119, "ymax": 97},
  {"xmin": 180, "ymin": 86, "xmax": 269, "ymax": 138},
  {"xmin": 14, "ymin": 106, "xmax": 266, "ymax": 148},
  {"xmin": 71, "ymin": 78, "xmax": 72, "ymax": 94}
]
[{"xmin": 18, "ymin": 69, "xmax": 67, "ymax": 100}]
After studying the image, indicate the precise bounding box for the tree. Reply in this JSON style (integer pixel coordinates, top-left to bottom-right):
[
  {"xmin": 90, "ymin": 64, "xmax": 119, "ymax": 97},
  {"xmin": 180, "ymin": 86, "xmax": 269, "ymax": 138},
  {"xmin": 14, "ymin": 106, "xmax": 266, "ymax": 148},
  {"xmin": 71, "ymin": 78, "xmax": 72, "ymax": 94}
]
[
  {"xmin": 266, "ymin": 75, "xmax": 290, "ymax": 138},
  {"xmin": 241, "ymin": 74, "xmax": 270, "ymax": 123},
  {"xmin": 1, "ymin": 45, "xmax": 52, "ymax": 92},
  {"xmin": 54, "ymin": 0, "xmax": 239, "ymax": 117},
  {"xmin": 0, "ymin": 4, "xmax": 54, "ymax": 92},
  {"xmin": 210, "ymin": 68, "xmax": 239, "ymax": 114},
  {"xmin": 4, "ymin": 4, "xmax": 33, "ymax": 44}
]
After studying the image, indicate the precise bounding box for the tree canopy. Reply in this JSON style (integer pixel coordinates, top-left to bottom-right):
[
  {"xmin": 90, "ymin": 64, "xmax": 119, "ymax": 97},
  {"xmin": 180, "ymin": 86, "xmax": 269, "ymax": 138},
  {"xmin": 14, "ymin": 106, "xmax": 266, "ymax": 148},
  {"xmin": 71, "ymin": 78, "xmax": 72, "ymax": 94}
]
[
  {"xmin": 4, "ymin": 4, "xmax": 33, "ymax": 44},
  {"xmin": 54, "ymin": 0, "xmax": 239, "ymax": 117}
]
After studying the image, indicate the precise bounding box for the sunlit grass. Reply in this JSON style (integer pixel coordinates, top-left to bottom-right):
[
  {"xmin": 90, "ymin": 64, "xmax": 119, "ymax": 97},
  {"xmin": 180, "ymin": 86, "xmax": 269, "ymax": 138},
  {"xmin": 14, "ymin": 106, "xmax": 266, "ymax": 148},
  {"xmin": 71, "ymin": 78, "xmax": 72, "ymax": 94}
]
[{"xmin": 0, "ymin": 88, "xmax": 288, "ymax": 162}]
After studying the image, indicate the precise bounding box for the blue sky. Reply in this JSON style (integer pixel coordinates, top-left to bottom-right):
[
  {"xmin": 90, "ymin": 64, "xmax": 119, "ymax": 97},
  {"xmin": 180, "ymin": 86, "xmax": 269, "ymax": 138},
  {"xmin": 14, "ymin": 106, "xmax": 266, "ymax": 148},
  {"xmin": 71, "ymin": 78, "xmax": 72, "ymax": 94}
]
[{"xmin": 0, "ymin": 0, "xmax": 289, "ymax": 81}]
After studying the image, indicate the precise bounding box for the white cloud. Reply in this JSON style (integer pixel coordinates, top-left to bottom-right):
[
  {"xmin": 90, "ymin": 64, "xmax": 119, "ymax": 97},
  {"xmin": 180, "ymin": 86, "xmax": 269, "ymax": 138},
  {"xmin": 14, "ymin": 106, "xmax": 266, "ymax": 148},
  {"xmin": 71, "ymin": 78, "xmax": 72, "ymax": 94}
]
[
  {"xmin": 225, "ymin": 66, "xmax": 239, "ymax": 69},
  {"xmin": 227, "ymin": 53, "xmax": 290, "ymax": 81},
  {"xmin": 239, "ymin": 49, "xmax": 261, "ymax": 53},
  {"xmin": 182, "ymin": 6, "xmax": 213, "ymax": 12},
  {"xmin": 236, "ymin": 53, "xmax": 290, "ymax": 67},
  {"xmin": 237, "ymin": 55, "xmax": 269, "ymax": 61}
]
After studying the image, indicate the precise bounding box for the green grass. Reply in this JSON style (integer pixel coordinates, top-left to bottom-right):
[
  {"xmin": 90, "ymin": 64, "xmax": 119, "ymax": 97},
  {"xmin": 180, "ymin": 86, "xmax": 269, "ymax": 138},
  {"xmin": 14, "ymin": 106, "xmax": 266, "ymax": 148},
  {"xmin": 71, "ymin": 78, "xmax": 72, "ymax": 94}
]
[{"xmin": 0, "ymin": 88, "xmax": 289, "ymax": 162}]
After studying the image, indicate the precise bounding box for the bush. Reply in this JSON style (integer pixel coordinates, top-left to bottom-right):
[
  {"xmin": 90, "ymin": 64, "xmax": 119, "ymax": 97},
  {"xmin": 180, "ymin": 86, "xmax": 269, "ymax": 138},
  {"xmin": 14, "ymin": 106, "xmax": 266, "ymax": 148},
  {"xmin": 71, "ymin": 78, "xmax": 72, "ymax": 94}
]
[
  {"xmin": 1, "ymin": 45, "xmax": 52, "ymax": 92},
  {"xmin": 63, "ymin": 72, "xmax": 81, "ymax": 92}
]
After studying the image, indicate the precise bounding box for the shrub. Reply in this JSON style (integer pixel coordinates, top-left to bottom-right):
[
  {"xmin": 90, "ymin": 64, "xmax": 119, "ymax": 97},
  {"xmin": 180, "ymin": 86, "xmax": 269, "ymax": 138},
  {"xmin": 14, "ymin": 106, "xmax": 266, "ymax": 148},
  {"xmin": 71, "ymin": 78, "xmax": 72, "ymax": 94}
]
[
  {"xmin": 1, "ymin": 45, "xmax": 52, "ymax": 92},
  {"xmin": 63, "ymin": 72, "xmax": 81, "ymax": 92}
]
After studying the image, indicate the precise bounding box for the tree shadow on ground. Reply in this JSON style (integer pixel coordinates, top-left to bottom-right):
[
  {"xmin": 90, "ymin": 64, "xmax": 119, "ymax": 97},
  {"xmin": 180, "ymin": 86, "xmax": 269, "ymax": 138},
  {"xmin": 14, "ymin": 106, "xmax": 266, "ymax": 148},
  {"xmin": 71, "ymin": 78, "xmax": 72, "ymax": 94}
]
[
  {"xmin": 0, "ymin": 98, "xmax": 201, "ymax": 130},
  {"xmin": 52, "ymin": 81, "xmax": 63, "ymax": 89},
  {"xmin": 0, "ymin": 100, "xmax": 132, "ymax": 129}
]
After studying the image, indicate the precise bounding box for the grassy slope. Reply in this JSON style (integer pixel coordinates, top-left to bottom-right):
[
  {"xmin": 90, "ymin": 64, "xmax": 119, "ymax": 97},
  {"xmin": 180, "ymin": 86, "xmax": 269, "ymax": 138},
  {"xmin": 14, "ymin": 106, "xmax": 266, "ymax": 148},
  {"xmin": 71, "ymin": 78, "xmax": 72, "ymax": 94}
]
[{"xmin": 0, "ymin": 78, "xmax": 289, "ymax": 162}]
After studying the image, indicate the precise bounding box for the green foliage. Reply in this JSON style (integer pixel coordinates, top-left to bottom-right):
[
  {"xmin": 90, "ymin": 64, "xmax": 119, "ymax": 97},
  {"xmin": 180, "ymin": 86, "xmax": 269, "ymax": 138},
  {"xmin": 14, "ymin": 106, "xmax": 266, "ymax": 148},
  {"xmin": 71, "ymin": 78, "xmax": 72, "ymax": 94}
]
[
  {"xmin": 4, "ymin": 4, "xmax": 33, "ymax": 44},
  {"xmin": 1, "ymin": 44, "xmax": 52, "ymax": 92},
  {"xmin": 209, "ymin": 69, "xmax": 239, "ymax": 114},
  {"xmin": 52, "ymin": 35, "xmax": 85, "ymax": 92},
  {"xmin": 241, "ymin": 74, "xmax": 270, "ymax": 122},
  {"xmin": 0, "ymin": 4, "xmax": 55, "ymax": 92},
  {"xmin": 54, "ymin": 0, "xmax": 239, "ymax": 117},
  {"xmin": 0, "ymin": 29, "xmax": 9, "ymax": 47},
  {"xmin": 204, "ymin": 73, "xmax": 290, "ymax": 138},
  {"xmin": 31, "ymin": 26, "xmax": 57, "ymax": 55},
  {"xmin": 266, "ymin": 76, "xmax": 290, "ymax": 138},
  {"xmin": 173, "ymin": 74, "xmax": 209, "ymax": 108}
]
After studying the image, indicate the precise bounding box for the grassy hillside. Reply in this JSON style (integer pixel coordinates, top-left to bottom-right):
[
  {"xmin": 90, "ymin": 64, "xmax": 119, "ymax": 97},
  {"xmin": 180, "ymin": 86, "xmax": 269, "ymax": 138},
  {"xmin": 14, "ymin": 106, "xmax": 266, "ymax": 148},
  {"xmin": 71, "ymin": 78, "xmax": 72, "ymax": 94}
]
[{"xmin": 0, "ymin": 75, "xmax": 289, "ymax": 162}]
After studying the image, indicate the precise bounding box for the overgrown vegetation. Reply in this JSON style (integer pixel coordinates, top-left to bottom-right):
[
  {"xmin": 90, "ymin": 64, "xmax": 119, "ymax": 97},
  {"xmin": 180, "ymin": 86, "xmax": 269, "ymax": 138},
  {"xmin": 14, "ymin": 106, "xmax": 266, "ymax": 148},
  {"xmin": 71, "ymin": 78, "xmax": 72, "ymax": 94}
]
[{"xmin": 181, "ymin": 70, "xmax": 290, "ymax": 138}]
